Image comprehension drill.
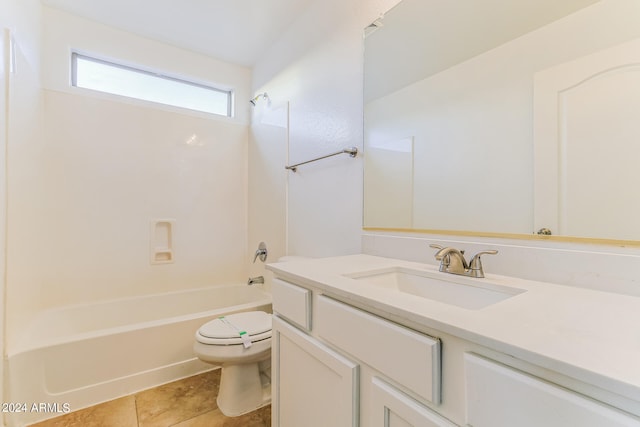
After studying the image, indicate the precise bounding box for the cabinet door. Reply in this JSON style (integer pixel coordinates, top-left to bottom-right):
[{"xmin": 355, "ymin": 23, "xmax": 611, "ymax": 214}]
[
  {"xmin": 465, "ymin": 353, "xmax": 640, "ymax": 427},
  {"xmin": 371, "ymin": 377, "xmax": 457, "ymax": 427},
  {"xmin": 272, "ymin": 316, "xmax": 359, "ymax": 427}
]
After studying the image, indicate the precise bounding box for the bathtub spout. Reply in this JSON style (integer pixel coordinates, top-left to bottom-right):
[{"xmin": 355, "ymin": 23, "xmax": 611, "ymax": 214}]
[{"xmin": 247, "ymin": 276, "xmax": 265, "ymax": 286}]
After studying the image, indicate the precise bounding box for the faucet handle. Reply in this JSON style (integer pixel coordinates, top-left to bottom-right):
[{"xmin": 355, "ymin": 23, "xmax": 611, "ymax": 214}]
[
  {"xmin": 468, "ymin": 250, "xmax": 498, "ymax": 278},
  {"xmin": 429, "ymin": 244, "xmax": 448, "ymax": 271},
  {"xmin": 253, "ymin": 242, "xmax": 268, "ymax": 263}
]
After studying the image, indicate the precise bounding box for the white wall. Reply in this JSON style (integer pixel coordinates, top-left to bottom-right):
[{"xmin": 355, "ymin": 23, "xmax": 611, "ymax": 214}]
[
  {"xmin": 5, "ymin": 7, "xmax": 252, "ymax": 351},
  {"xmin": 0, "ymin": 26, "xmax": 7, "ymax": 427},
  {"xmin": 248, "ymin": 99, "xmax": 288, "ymax": 282},
  {"xmin": 251, "ymin": 0, "xmax": 402, "ymax": 259},
  {"xmin": 1, "ymin": 0, "xmax": 43, "ymax": 423}
]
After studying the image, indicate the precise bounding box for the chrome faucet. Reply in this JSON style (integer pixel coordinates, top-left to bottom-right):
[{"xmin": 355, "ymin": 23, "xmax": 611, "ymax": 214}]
[{"xmin": 429, "ymin": 244, "xmax": 497, "ymax": 278}]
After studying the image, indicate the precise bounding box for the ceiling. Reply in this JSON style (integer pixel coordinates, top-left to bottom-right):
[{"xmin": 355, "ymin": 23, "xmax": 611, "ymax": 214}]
[{"xmin": 41, "ymin": 0, "xmax": 315, "ymax": 67}]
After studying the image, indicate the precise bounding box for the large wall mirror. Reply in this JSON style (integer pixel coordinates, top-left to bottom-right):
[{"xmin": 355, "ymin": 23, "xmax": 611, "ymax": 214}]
[{"xmin": 363, "ymin": 0, "xmax": 640, "ymax": 243}]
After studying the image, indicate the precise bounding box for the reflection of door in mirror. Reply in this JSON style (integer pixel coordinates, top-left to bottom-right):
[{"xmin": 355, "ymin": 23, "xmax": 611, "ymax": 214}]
[
  {"xmin": 363, "ymin": 0, "xmax": 640, "ymax": 242},
  {"xmin": 534, "ymin": 38, "xmax": 640, "ymax": 241}
]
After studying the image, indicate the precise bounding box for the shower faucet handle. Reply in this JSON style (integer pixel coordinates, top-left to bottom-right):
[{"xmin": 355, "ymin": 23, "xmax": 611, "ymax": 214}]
[{"xmin": 253, "ymin": 242, "xmax": 268, "ymax": 263}]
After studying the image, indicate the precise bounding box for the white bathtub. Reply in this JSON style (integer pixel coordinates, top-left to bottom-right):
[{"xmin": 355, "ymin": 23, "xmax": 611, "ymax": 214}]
[{"xmin": 6, "ymin": 284, "xmax": 272, "ymax": 427}]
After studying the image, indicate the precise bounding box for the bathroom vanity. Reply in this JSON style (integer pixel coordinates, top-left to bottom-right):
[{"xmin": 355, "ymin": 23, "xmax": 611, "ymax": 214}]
[{"xmin": 267, "ymin": 255, "xmax": 640, "ymax": 426}]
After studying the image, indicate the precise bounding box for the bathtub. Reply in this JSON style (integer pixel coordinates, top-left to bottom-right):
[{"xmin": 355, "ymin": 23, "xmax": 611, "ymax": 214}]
[{"xmin": 6, "ymin": 284, "xmax": 272, "ymax": 427}]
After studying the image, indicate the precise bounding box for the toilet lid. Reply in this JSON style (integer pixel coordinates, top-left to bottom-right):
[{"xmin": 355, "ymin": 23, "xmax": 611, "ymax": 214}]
[{"xmin": 196, "ymin": 311, "xmax": 272, "ymax": 345}]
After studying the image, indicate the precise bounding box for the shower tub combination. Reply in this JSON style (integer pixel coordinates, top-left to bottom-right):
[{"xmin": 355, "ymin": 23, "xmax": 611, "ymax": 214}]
[{"xmin": 6, "ymin": 284, "xmax": 272, "ymax": 427}]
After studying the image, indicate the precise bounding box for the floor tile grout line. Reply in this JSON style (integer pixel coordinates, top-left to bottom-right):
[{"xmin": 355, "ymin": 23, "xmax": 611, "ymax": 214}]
[{"xmin": 134, "ymin": 393, "xmax": 140, "ymax": 427}]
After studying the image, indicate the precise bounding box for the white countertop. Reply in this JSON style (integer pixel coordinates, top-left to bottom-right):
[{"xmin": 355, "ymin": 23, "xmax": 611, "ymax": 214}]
[{"xmin": 267, "ymin": 254, "xmax": 640, "ymax": 403}]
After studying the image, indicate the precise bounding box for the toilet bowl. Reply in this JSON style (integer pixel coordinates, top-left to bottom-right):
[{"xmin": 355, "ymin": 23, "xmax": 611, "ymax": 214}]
[{"xmin": 193, "ymin": 311, "xmax": 272, "ymax": 416}]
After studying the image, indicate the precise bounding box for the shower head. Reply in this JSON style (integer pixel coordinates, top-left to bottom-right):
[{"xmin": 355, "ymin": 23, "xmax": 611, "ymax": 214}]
[{"xmin": 250, "ymin": 92, "xmax": 269, "ymax": 106}]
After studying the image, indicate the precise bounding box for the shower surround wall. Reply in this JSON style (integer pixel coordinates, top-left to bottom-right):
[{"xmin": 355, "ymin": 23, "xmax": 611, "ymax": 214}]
[
  {"xmin": 250, "ymin": 0, "xmax": 402, "ymax": 259},
  {"xmin": 6, "ymin": 7, "xmax": 252, "ymax": 352},
  {"xmin": 2, "ymin": 0, "xmax": 44, "ymax": 414}
]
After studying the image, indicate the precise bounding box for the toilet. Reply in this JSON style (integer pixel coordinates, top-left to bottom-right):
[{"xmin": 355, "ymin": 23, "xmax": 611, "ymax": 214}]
[{"xmin": 193, "ymin": 310, "xmax": 272, "ymax": 416}]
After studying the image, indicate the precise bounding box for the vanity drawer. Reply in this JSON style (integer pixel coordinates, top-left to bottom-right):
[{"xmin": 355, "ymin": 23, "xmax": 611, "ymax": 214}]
[
  {"xmin": 272, "ymin": 279, "xmax": 312, "ymax": 331},
  {"xmin": 316, "ymin": 295, "xmax": 441, "ymax": 404}
]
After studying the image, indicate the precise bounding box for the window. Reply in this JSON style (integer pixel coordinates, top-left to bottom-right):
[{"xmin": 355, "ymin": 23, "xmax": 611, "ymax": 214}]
[{"xmin": 71, "ymin": 53, "xmax": 232, "ymax": 117}]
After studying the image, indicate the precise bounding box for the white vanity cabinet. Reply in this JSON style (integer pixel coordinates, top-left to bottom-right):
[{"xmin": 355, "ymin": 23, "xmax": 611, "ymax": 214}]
[
  {"xmin": 272, "ymin": 279, "xmax": 358, "ymax": 427},
  {"xmin": 269, "ymin": 255, "xmax": 640, "ymax": 427},
  {"xmin": 271, "ymin": 278, "xmax": 449, "ymax": 427}
]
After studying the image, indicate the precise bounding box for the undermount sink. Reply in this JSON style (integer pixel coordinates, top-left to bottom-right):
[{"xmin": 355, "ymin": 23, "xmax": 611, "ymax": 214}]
[{"xmin": 345, "ymin": 267, "xmax": 526, "ymax": 310}]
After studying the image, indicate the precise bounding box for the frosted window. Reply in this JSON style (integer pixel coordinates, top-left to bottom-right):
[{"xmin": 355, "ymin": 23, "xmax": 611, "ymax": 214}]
[{"xmin": 71, "ymin": 53, "xmax": 232, "ymax": 117}]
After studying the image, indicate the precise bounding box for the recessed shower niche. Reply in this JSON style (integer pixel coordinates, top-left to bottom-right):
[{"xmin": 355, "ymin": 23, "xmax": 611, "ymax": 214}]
[{"xmin": 150, "ymin": 219, "xmax": 175, "ymax": 264}]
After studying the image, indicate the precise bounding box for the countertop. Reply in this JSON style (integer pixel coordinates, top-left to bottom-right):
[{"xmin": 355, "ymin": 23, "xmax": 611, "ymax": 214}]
[{"xmin": 266, "ymin": 254, "xmax": 640, "ymax": 403}]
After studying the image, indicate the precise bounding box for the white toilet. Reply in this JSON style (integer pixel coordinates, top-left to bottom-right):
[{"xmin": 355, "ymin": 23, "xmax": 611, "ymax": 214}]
[{"xmin": 193, "ymin": 310, "xmax": 272, "ymax": 416}]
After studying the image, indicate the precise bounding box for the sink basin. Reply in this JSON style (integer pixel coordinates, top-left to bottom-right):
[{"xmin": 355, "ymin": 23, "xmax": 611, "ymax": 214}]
[{"xmin": 345, "ymin": 267, "xmax": 526, "ymax": 310}]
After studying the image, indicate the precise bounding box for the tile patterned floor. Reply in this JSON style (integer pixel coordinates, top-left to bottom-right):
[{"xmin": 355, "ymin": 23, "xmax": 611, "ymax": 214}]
[{"xmin": 28, "ymin": 370, "xmax": 271, "ymax": 427}]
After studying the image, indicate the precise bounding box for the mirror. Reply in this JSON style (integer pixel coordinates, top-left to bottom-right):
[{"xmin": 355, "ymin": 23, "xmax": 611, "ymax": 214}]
[{"xmin": 363, "ymin": 0, "xmax": 640, "ymax": 242}]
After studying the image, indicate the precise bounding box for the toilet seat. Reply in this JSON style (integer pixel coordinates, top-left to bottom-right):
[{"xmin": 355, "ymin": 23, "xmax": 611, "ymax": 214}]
[{"xmin": 196, "ymin": 311, "xmax": 272, "ymax": 346}]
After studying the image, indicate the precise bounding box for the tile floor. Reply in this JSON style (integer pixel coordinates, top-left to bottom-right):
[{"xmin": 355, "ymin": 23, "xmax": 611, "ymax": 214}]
[{"xmin": 28, "ymin": 370, "xmax": 271, "ymax": 427}]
